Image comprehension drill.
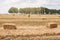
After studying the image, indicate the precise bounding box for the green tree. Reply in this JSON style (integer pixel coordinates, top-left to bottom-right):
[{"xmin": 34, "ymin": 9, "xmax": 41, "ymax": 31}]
[
  {"xmin": 19, "ymin": 7, "xmax": 60, "ymax": 14},
  {"xmin": 8, "ymin": 7, "xmax": 18, "ymax": 13}
]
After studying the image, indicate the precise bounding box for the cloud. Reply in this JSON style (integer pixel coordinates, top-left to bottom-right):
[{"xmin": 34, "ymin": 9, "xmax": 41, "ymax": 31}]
[
  {"xmin": 0, "ymin": 0, "xmax": 60, "ymax": 13},
  {"xmin": 42, "ymin": 0, "xmax": 60, "ymax": 9}
]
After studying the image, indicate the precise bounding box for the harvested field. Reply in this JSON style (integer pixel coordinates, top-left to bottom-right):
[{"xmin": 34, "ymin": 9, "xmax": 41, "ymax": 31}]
[
  {"xmin": 0, "ymin": 14, "xmax": 60, "ymax": 40},
  {"xmin": 0, "ymin": 35, "xmax": 60, "ymax": 40}
]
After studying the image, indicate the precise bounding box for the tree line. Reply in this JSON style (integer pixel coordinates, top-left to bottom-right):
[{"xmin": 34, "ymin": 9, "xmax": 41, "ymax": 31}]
[{"xmin": 8, "ymin": 7, "xmax": 60, "ymax": 14}]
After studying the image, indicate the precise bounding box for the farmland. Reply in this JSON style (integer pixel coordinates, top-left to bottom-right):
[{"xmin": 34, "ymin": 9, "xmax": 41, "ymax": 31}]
[
  {"xmin": 0, "ymin": 35, "xmax": 60, "ymax": 40},
  {"xmin": 0, "ymin": 14, "xmax": 60, "ymax": 40}
]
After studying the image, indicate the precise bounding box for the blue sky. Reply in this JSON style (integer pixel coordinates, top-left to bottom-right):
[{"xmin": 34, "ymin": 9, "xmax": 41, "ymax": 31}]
[{"xmin": 0, "ymin": 0, "xmax": 60, "ymax": 13}]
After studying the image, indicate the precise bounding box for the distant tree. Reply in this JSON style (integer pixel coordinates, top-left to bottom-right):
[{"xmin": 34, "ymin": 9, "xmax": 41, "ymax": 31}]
[
  {"xmin": 57, "ymin": 10, "xmax": 60, "ymax": 14},
  {"xmin": 8, "ymin": 7, "xmax": 18, "ymax": 13},
  {"xmin": 19, "ymin": 8, "xmax": 31, "ymax": 14},
  {"xmin": 19, "ymin": 7, "xmax": 60, "ymax": 14},
  {"xmin": 49, "ymin": 9, "xmax": 58, "ymax": 14},
  {"xmin": 44, "ymin": 8, "xmax": 49, "ymax": 14}
]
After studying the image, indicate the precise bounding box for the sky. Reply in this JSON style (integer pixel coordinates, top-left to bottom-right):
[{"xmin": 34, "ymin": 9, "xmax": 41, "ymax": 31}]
[{"xmin": 0, "ymin": 0, "xmax": 60, "ymax": 13}]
